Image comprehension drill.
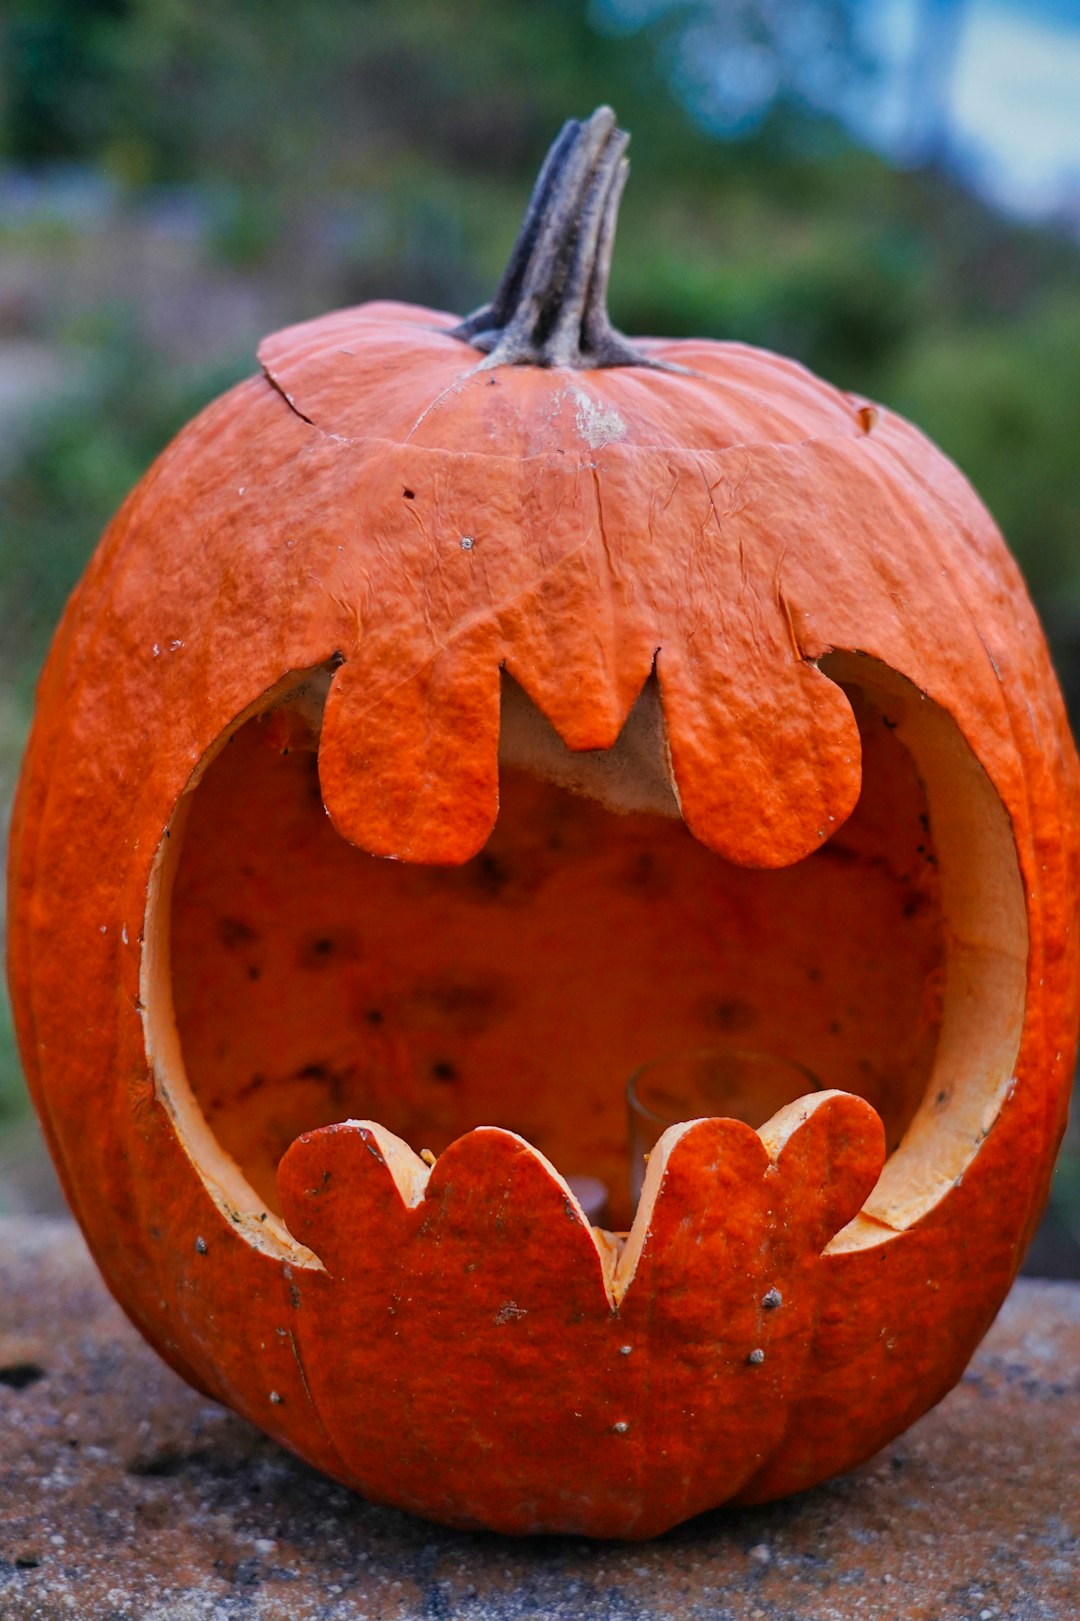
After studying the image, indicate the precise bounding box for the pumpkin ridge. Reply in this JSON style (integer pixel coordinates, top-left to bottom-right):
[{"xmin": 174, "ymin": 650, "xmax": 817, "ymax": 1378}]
[{"xmin": 8, "ymin": 396, "xmax": 238, "ymax": 1250}]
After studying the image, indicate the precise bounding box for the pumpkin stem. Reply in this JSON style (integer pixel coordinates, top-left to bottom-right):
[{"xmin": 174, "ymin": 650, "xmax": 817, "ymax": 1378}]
[{"xmin": 450, "ymin": 107, "xmax": 652, "ymax": 370}]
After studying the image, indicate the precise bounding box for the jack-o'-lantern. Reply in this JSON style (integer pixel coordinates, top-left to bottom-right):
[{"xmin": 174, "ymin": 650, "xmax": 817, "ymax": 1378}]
[{"xmin": 8, "ymin": 109, "xmax": 1078, "ymax": 1537}]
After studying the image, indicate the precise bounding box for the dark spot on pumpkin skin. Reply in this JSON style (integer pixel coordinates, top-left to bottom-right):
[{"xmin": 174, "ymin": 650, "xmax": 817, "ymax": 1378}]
[
  {"xmin": 289, "ymin": 1285, "xmax": 301, "ymax": 1309},
  {"xmin": 473, "ymin": 854, "xmax": 510, "ymax": 896},
  {"xmin": 408, "ymin": 977, "xmax": 510, "ymax": 1036},
  {"xmin": 289, "ymin": 1063, "xmax": 352, "ymax": 1106},
  {"xmin": 622, "ymin": 851, "xmax": 672, "ymax": 897},
  {"xmin": 402, "ymin": 488, "xmax": 416, "ymax": 499},
  {"xmin": 233, "ymin": 1074, "xmax": 266, "ymax": 1103},
  {"xmin": 816, "ymin": 842, "xmax": 859, "ymax": 867},
  {"xmin": 0, "ymin": 1363, "xmax": 45, "ymax": 1390},
  {"xmin": 714, "ymin": 999, "xmax": 755, "ymax": 1033},
  {"xmin": 431, "ymin": 1060, "xmax": 459, "ymax": 1082},
  {"xmin": 903, "ymin": 891, "xmax": 930, "ymax": 919},
  {"xmin": 365, "ymin": 1008, "xmax": 384, "ymax": 1026},
  {"xmin": 247, "ymin": 965, "xmax": 261, "ymax": 981},
  {"xmin": 882, "ymin": 714, "xmax": 899, "ymax": 730},
  {"xmin": 299, "ymin": 930, "xmax": 361, "ymax": 969},
  {"xmin": 218, "ymin": 916, "xmax": 257, "ymax": 949},
  {"xmin": 806, "ymin": 966, "xmax": 823, "ymax": 984}
]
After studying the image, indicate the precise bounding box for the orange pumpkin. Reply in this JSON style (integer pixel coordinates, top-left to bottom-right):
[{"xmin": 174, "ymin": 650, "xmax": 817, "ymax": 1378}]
[{"xmin": 8, "ymin": 108, "xmax": 1079, "ymax": 1537}]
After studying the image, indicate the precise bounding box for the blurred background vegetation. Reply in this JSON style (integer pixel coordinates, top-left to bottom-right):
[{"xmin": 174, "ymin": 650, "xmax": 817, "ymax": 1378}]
[{"xmin": 1, "ymin": 0, "xmax": 1077, "ymax": 1270}]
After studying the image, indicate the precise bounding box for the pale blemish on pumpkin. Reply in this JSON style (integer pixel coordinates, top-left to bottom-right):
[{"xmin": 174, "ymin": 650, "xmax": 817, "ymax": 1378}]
[{"xmin": 572, "ymin": 385, "xmax": 627, "ymax": 449}]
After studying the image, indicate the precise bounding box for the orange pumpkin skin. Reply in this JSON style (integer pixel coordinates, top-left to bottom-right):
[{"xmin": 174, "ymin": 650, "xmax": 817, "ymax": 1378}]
[{"xmin": 8, "ymin": 113, "xmax": 1080, "ymax": 1537}]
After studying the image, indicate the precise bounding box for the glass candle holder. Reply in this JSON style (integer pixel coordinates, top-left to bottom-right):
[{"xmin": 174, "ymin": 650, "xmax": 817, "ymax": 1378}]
[{"xmin": 626, "ymin": 1046, "xmax": 820, "ymax": 1205}]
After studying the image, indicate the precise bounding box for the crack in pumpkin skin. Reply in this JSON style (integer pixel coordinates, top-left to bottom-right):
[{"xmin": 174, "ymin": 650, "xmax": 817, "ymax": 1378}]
[
  {"xmin": 6, "ymin": 297, "xmax": 1080, "ymax": 1536},
  {"xmin": 275, "ymin": 1094, "xmax": 884, "ymax": 1536}
]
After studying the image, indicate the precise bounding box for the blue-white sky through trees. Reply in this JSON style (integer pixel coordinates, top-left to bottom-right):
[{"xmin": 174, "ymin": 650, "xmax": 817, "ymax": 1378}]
[
  {"xmin": 594, "ymin": 0, "xmax": 1080, "ymax": 224},
  {"xmin": 867, "ymin": 0, "xmax": 1080, "ymax": 219}
]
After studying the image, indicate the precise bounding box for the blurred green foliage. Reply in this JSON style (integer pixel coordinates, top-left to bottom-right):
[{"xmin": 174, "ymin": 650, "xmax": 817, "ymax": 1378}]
[
  {"xmin": 0, "ymin": 316, "xmax": 249, "ymax": 698},
  {"xmin": 0, "ymin": 1, "xmax": 1078, "ymax": 1252}
]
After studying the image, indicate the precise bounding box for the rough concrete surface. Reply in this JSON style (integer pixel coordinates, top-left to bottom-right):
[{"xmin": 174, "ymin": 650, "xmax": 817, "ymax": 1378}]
[{"xmin": 0, "ymin": 1218, "xmax": 1076, "ymax": 1621}]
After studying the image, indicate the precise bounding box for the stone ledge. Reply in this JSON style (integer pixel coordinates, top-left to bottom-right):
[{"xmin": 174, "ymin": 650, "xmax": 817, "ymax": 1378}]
[{"xmin": 0, "ymin": 1217, "xmax": 1077, "ymax": 1621}]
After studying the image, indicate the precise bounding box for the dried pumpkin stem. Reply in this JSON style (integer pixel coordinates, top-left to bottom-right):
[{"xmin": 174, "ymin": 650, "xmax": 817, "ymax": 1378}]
[{"xmin": 450, "ymin": 106, "xmax": 652, "ymax": 370}]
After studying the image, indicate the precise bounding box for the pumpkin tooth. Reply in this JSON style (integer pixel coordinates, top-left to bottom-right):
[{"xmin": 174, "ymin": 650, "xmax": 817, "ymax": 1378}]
[
  {"xmin": 317, "ymin": 632, "xmax": 501, "ymax": 865},
  {"xmin": 614, "ymin": 1118, "xmax": 768, "ymax": 1304},
  {"xmin": 657, "ymin": 641, "xmax": 862, "ymax": 868},
  {"xmin": 277, "ymin": 1121, "xmax": 616, "ymax": 1297},
  {"xmin": 277, "ymin": 1120, "xmax": 432, "ymax": 1263},
  {"xmin": 756, "ymin": 1090, "xmax": 886, "ymax": 1252},
  {"xmin": 615, "ymin": 1092, "xmax": 884, "ymax": 1307}
]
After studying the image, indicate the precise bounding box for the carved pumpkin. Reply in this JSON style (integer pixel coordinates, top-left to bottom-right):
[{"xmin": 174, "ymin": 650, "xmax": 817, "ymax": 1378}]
[{"xmin": 8, "ymin": 109, "xmax": 1078, "ymax": 1538}]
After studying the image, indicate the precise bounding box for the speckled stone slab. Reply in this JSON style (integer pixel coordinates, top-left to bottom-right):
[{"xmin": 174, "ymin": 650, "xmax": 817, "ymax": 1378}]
[{"xmin": 0, "ymin": 1218, "xmax": 1077, "ymax": 1621}]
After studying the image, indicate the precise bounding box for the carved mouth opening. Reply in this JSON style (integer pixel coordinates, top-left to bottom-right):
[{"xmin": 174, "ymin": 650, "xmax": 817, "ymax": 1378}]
[{"xmin": 144, "ymin": 651, "xmax": 1027, "ymax": 1258}]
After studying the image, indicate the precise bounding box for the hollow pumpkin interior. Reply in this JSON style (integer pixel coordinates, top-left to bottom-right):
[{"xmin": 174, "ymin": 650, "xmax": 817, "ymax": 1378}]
[{"xmin": 155, "ymin": 652, "xmax": 1026, "ymax": 1241}]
